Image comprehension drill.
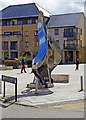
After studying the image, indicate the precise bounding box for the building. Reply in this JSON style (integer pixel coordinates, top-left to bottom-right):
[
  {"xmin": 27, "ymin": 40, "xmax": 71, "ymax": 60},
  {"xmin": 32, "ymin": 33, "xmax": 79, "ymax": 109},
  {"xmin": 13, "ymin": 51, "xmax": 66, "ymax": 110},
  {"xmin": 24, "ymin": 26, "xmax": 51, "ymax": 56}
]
[
  {"xmin": 47, "ymin": 12, "xmax": 86, "ymax": 63},
  {"xmin": 0, "ymin": 3, "xmax": 51, "ymax": 61}
]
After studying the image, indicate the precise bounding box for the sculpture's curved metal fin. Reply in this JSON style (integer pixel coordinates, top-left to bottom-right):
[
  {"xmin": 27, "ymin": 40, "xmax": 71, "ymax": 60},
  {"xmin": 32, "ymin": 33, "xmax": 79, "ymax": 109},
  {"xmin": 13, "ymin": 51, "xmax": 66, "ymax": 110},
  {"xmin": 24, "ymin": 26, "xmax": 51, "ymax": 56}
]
[{"xmin": 32, "ymin": 12, "xmax": 48, "ymax": 65}]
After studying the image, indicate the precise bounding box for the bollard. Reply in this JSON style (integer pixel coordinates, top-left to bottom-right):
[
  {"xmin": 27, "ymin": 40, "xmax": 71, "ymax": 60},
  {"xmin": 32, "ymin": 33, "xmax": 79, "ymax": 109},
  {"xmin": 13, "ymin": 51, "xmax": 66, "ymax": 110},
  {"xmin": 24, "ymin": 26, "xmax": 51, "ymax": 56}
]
[
  {"xmin": 79, "ymin": 76, "xmax": 83, "ymax": 92},
  {"xmin": 0, "ymin": 78, "xmax": 2, "ymax": 94},
  {"xmin": 80, "ymin": 76, "xmax": 83, "ymax": 91}
]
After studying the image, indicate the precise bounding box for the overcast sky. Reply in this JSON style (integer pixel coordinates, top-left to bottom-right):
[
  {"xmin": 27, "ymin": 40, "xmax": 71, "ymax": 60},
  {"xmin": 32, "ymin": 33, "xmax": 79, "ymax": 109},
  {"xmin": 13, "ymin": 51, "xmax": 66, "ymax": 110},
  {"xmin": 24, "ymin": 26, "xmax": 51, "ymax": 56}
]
[{"xmin": 0, "ymin": 0, "xmax": 86, "ymax": 15}]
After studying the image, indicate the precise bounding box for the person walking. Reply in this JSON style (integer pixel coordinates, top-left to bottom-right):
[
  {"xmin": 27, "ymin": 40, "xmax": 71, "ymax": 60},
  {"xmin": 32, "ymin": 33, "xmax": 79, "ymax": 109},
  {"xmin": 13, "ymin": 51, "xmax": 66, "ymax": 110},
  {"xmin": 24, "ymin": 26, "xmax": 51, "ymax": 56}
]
[
  {"xmin": 21, "ymin": 58, "xmax": 27, "ymax": 73},
  {"xmin": 75, "ymin": 57, "xmax": 79, "ymax": 70}
]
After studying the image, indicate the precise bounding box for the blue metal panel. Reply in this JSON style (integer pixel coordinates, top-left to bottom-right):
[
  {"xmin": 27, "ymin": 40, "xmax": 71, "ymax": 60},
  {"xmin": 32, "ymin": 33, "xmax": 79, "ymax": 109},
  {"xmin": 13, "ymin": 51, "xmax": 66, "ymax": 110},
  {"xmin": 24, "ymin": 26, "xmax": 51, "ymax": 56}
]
[{"xmin": 32, "ymin": 22, "xmax": 48, "ymax": 64}]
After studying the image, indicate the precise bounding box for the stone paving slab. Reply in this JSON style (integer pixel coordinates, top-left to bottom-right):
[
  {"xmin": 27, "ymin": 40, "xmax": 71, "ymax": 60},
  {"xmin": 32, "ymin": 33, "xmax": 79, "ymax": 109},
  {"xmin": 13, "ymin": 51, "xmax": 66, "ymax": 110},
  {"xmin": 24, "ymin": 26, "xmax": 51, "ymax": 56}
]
[{"xmin": 0, "ymin": 64, "xmax": 85, "ymax": 106}]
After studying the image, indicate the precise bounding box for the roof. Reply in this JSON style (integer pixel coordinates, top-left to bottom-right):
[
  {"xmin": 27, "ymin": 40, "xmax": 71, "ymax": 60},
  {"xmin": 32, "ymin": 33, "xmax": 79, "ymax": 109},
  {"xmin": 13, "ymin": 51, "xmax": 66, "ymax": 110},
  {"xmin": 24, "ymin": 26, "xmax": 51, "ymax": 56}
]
[
  {"xmin": 47, "ymin": 12, "xmax": 84, "ymax": 28},
  {"xmin": 0, "ymin": 3, "xmax": 51, "ymax": 19}
]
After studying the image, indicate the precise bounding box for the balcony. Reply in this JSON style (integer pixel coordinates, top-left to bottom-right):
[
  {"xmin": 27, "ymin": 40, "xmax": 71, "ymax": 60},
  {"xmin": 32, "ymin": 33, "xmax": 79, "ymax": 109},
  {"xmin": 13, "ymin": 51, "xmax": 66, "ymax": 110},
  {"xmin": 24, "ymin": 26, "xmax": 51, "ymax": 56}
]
[
  {"xmin": 2, "ymin": 35, "xmax": 22, "ymax": 41},
  {"xmin": 63, "ymin": 32, "xmax": 80, "ymax": 40},
  {"xmin": 63, "ymin": 44, "xmax": 79, "ymax": 50}
]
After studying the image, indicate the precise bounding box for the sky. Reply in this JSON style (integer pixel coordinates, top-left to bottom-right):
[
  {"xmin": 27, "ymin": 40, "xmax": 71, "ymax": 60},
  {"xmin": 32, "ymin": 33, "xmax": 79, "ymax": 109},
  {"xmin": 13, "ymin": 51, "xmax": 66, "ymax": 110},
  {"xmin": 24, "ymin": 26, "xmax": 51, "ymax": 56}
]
[{"xmin": 0, "ymin": 0, "xmax": 86, "ymax": 15}]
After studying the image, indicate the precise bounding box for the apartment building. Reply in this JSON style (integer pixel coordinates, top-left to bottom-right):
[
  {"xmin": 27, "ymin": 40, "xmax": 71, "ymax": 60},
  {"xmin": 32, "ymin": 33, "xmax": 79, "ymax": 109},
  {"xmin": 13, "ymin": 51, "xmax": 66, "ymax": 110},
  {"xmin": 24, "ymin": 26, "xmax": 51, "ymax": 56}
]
[
  {"xmin": 0, "ymin": 3, "xmax": 50, "ymax": 60},
  {"xmin": 47, "ymin": 12, "xmax": 86, "ymax": 63}
]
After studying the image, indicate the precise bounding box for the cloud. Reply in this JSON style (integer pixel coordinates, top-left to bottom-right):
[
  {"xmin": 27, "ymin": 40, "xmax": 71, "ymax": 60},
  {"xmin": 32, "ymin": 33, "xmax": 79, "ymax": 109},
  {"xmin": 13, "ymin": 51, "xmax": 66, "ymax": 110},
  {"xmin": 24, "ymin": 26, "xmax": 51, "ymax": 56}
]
[{"xmin": 0, "ymin": 0, "xmax": 85, "ymax": 15}]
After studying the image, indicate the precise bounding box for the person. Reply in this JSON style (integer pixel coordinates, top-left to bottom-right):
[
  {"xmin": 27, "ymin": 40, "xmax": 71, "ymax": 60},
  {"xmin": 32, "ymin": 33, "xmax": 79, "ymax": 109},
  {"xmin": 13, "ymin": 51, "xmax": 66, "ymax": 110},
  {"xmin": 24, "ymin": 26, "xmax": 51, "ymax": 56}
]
[
  {"xmin": 21, "ymin": 58, "xmax": 27, "ymax": 73},
  {"xmin": 65, "ymin": 56, "xmax": 68, "ymax": 64},
  {"xmin": 75, "ymin": 57, "xmax": 79, "ymax": 70}
]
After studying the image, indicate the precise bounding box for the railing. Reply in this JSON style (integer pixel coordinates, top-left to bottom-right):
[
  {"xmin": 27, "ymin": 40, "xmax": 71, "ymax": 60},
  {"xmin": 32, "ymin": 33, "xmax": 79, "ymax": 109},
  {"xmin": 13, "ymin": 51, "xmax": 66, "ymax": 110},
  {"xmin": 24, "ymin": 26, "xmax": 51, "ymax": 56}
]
[
  {"xmin": 63, "ymin": 44, "xmax": 79, "ymax": 50},
  {"xmin": 2, "ymin": 35, "xmax": 22, "ymax": 41},
  {"xmin": 63, "ymin": 32, "xmax": 80, "ymax": 40},
  {"xmin": 10, "ymin": 46, "xmax": 18, "ymax": 50}
]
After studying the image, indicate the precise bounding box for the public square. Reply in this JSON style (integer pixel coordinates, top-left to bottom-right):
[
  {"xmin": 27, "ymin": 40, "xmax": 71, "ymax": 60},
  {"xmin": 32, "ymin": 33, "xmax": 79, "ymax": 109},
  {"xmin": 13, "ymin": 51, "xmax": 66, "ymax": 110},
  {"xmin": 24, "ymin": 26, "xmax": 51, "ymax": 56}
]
[{"xmin": 0, "ymin": 64, "xmax": 86, "ymax": 118}]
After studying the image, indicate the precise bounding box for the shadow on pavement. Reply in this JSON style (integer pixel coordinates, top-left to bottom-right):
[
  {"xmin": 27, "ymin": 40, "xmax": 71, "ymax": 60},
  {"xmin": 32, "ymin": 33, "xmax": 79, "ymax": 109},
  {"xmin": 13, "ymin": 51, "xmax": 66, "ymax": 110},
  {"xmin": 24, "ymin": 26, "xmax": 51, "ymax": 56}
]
[
  {"xmin": 0, "ymin": 102, "xmax": 15, "ymax": 108},
  {"xmin": 1, "ymin": 88, "xmax": 53, "ymax": 102}
]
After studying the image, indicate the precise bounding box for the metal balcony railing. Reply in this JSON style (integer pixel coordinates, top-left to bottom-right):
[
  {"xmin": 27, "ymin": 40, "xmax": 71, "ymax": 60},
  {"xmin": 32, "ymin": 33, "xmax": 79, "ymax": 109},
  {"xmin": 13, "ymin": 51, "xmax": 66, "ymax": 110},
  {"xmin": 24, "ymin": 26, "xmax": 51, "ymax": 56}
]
[
  {"xmin": 63, "ymin": 32, "xmax": 80, "ymax": 40},
  {"xmin": 63, "ymin": 44, "xmax": 79, "ymax": 50}
]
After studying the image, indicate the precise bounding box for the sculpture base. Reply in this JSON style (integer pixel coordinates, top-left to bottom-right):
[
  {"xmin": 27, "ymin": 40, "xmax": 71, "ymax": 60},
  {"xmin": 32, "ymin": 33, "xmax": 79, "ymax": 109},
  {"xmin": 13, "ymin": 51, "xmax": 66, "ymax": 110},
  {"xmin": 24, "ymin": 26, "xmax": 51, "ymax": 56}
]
[{"xmin": 27, "ymin": 82, "xmax": 54, "ymax": 89}]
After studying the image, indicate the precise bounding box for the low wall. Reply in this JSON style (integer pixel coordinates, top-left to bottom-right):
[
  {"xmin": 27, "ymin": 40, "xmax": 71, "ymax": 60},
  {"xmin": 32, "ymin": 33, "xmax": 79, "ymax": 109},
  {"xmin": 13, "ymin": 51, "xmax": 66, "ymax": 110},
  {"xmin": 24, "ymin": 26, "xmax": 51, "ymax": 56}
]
[
  {"xmin": 51, "ymin": 74, "xmax": 69, "ymax": 83},
  {"xmin": 0, "ymin": 66, "xmax": 13, "ymax": 70}
]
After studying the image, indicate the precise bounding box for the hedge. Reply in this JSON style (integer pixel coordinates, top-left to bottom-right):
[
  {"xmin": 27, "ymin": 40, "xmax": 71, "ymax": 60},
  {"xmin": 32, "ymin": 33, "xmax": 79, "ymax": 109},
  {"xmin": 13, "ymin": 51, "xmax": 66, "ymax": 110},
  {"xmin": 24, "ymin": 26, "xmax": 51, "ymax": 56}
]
[{"xmin": 4, "ymin": 60, "xmax": 20, "ymax": 69}]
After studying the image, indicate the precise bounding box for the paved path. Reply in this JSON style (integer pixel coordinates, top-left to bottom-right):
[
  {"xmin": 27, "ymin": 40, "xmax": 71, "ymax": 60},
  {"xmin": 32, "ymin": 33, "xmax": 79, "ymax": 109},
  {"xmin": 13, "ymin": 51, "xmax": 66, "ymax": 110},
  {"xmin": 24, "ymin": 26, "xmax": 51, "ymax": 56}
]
[
  {"xmin": 1, "ymin": 100, "xmax": 84, "ymax": 118},
  {"xmin": 0, "ymin": 64, "xmax": 85, "ymax": 107}
]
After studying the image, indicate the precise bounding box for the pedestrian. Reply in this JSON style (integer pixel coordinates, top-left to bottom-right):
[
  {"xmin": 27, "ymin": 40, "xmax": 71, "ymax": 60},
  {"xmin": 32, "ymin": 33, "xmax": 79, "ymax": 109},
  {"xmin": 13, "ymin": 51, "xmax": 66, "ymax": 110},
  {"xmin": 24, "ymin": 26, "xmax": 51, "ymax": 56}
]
[
  {"xmin": 65, "ymin": 56, "xmax": 68, "ymax": 64},
  {"xmin": 21, "ymin": 58, "xmax": 27, "ymax": 73},
  {"xmin": 75, "ymin": 57, "xmax": 79, "ymax": 70}
]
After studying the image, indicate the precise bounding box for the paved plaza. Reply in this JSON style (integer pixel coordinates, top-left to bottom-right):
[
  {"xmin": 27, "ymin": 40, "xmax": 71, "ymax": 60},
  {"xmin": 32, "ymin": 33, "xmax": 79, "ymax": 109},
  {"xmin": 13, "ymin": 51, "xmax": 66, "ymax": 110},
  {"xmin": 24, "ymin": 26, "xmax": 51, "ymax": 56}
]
[{"xmin": 0, "ymin": 64, "xmax": 85, "ymax": 107}]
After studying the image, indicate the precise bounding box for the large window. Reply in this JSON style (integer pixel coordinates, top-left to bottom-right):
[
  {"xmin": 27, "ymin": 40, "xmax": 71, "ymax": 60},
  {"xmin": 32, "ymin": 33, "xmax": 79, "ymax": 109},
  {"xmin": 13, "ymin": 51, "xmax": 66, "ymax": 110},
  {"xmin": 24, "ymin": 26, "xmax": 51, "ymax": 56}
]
[
  {"xmin": 17, "ymin": 20, "xmax": 23, "ymax": 25},
  {"xmin": 7, "ymin": 21, "xmax": 13, "ymax": 26},
  {"xmin": 11, "ymin": 52, "xmax": 18, "ymax": 58},
  {"xmin": 4, "ymin": 32, "xmax": 12, "ymax": 36},
  {"xmin": 2, "ymin": 41, "xmax": 9, "ymax": 50},
  {"xmin": 10, "ymin": 41, "xmax": 18, "ymax": 50},
  {"xmin": 54, "ymin": 29, "xmax": 59, "ymax": 35},
  {"xmin": 13, "ymin": 31, "xmax": 21, "ymax": 35},
  {"xmin": 64, "ymin": 28, "xmax": 74, "ymax": 37},
  {"xmin": 27, "ymin": 19, "xmax": 32, "ymax": 24}
]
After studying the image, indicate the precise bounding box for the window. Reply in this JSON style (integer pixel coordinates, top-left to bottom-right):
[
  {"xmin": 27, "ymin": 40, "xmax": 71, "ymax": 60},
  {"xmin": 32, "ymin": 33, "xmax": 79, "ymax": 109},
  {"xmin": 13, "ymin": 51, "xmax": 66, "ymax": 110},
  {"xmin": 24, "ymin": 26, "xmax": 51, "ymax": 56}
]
[
  {"xmin": 4, "ymin": 32, "xmax": 12, "ymax": 36},
  {"xmin": 34, "ymin": 30, "xmax": 38, "ymax": 36},
  {"xmin": 24, "ymin": 31, "xmax": 29, "ymax": 37},
  {"xmin": 64, "ymin": 28, "xmax": 74, "ymax": 37},
  {"xmin": 35, "ymin": 19, "xmax": 38, "ymax": 24},
  {"xmin": 2, "ymin": 41, "xmax": 9, "ymax": 50},
  {"xmin": 11, "ymin": 52, "xmax": 18, "ymax": 58},
  {"xmin": 27, "ymin": 19, "xmax": 32, "ymax": 24},
  {"xmin": 7, "ymin": 21, "xmax": 13, "ymax": 26},
  {"xmin": 17, "ymin": 20, "xmax": 23, "ymax": 25},
  {"xmin": 54, "ymin": 29, "xmax": 59, "ymax": 35},
  {"xmin": 13, "ymin": 31, "xmax": 21, "ymax": 35},
  {"xmin": 10, "ymin": 41, "xmax": 18, "ymax": 50},
  {"xmin": 80, "ymin": 29, "xmax": 82, "ymax": 35},
  {"xmin": 25, "ymin": 42, "xmax": 29, "ymax": 47},
  {"xmin": 75, "ymin": 28, "xmax": 78, "ymax": 34},
  {"xmin": 0, "ymin": 21, "xmax": 2, "ymax": 26}
]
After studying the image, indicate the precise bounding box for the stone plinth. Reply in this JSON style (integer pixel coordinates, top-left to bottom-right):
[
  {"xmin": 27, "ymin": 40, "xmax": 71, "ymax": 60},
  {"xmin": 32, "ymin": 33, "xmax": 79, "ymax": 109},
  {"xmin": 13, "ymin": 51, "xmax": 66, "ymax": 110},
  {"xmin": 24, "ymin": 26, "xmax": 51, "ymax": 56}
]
[
  {"xmin": 51, "ymin": 74, "xmax": 69, "ymax": 83},
  {"xmin": 0, "ymin": 66, "xmax": 13, "ymax": 70},
  {"xmin": 27, "ymin": 82, "xmax": 54, "ymax": 89}
]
